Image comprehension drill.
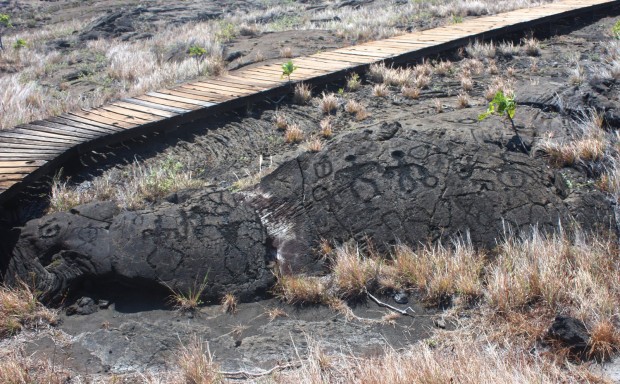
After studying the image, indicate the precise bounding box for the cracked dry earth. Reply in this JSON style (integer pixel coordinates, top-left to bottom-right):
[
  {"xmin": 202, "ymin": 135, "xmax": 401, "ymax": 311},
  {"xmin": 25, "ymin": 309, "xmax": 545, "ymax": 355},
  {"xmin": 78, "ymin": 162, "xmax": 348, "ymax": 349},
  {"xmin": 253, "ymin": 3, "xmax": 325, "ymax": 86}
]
[{"xmin": 2, "ymin": 10, "xmax": 620, "ymax": 382}]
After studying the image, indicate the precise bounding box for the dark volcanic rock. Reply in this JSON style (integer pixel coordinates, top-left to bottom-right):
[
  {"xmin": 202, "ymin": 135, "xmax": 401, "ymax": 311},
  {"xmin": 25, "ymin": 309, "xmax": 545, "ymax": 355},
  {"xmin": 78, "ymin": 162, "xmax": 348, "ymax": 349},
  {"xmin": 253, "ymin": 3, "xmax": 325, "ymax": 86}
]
[
  {"xmin": 249, "ymin": 121, "xmax": 615, "ymax": 273},
  {"xmin": 7, "ymin": 190, "xmax": 275, "ymax": 303},
  {"xmin": 5, "ymin": 121, "xmax": 615, "ymax": 299},
  {"xmin": 547, "ymin": 315, "xmax": 590, "ymax": 355}
]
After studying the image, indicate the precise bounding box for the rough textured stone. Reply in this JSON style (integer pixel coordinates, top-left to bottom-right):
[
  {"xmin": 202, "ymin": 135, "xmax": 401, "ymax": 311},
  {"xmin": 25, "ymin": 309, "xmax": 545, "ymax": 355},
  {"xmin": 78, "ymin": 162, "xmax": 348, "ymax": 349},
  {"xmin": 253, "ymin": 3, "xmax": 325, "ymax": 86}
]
[
  {"xmin": 548, "ymin": 315, "xmax": 590, "ymax": 355},
  {"xmin": 7, "ymin": 189, "xmax": 275, "ymax": 303},
  {"xmin": 6, "ymin": 120, "xmax": 616, "ymax": 299},
  {"xmin": 249, "ymin": 121, "xmax": 615, "ymax": 273}
]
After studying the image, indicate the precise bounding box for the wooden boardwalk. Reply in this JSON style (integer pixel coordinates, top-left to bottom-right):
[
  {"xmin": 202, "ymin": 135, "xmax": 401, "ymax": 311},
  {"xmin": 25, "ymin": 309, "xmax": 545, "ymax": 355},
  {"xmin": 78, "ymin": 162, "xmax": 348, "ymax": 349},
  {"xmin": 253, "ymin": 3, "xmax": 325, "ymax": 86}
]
[{"xmin": 0, "ymin": 0, "xmax": 617, "ymax": 204}]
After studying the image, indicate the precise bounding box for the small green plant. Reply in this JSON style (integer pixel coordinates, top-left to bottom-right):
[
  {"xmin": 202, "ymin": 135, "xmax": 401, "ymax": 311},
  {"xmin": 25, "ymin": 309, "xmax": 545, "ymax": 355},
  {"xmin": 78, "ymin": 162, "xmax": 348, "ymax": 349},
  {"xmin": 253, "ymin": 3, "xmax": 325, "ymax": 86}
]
[
  {"xmin": 164, "ymin": 273, "xmax": 209, "ymax": 312},
  {"xmin": 478, "ymin": 90, "xmax": 516, "ymax": 129},
  {"xmin": 613, "ymin": 20, "xmax": 620, "ymax": 39},
  {"xmin": 281, "ymin": 59, "xmax": 297, "ymax": 81},
  {"xmin": 0, "ymin": 14, "xmax": 12, "ymax": 51},
  {"xmin": 188, "ymin": 45, "xmax": 207, "ymax": 59},
  {"xmin": 338, "ymin": 87, "xmax": 345, "ymax": 95},
  {"xmin": 216, "ymin": 20, "xmax": 237, "ymax": 42},
  {"xmin": 451, "ymin": 14, "xmax": 463, "ymax": 24},
  {"xmin": 13, "ymin": 38, "xmax": 26, "ymax": 49}
]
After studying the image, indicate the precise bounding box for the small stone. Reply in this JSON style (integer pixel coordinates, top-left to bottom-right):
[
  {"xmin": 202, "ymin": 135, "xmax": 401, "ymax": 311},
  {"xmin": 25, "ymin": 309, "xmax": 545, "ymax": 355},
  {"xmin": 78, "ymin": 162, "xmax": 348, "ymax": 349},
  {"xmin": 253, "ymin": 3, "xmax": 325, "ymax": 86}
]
[
  {"xmin": 435, "ymin": 319, "xmax": 446, "ymax": 329},
  {"xmin": 98, "ymin": 300, "xmax": 110, "ymax": 309},
  {"xmin": 393, "ymin": 292, "xmax": 409, "ymax": 304}
]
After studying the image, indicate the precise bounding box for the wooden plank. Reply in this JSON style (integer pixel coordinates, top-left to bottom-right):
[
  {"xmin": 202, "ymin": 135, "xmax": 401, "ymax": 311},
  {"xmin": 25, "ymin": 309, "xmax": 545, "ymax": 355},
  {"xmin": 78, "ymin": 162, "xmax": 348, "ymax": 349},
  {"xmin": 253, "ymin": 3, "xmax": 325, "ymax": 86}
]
[
  {"xmin": 159, "ymin": 88, "xmax": 225, "ymax": 103},
  {"xmin": 0, "ymin": 180, "xmax": 19, "ymax": 189},
  {"xmin": 0, "ymin": 173, "xmax": 29, "ymax": 182},
  {"xmin": 82, "ymin": 108, "xmax": 153, "ymax": 125},
  {"xmin": 234, "ymin": 71, "xmax": 287, "ymax": 82},
  {"xmin": 11, "ymin": 124, "xmax": 92, "ymax": 144},
  {"xmin": 0, "ymin": 152, "xmax": 56, "ymax": 160},
  {"xmin": 135, "ymin": 95, "xmax": 200, "ymax": 111},
  {"xmin": 6, "ymin": 129, "xmax": 81, "ymax": 145},
  {"xmin": 198, "ymin": 78, "xmax": 268, "ymax": 92},
  {"xmin": 27, "ymin": 120, "xmax": 102, "ymax": 140},
  {"xmin": 146, "ymin": 92, "xmax": 216, "ymax": 107},
  {"xmin": 188, "ymin": 81, "xmax": 257, "ymax": 95},
  {"xmin": 0, "ymin": 147, "xmax": 62, "ymax": 155},
  {"xmin": 69, "ymin": 111, "xmax": 137, "ymax": 129},
  {"xmin": 38, "ymin": 118, "xmax": 113, "ymax": 136},
  {"xmin": 124, "ymin": 97, "xmax": 192, "ymax": 114},
  {"xmin": 112, "ymin": 101, "xmax": 177, "ymax": 118},
  {"xmin": 0, "ymin": 137, "xmax": 67, "ymax": 150},
  {"xmin": 174, "ymin": 85, "xmax": 236, "ymax": 100},
  {"xmin": 101, "ymin": 105, "xmax": 164, "ymax": 122},
  {"xmin": 217, "ymin": 72, "xmax": 280, "ymax": 89},
  {"xmin": 0, "ymin": 166, "xmax": 38, "ymax": 174},
  {"xmin": 55, "ymin": 115, "xmax": 124, "ymax": 133},
  {"xmin": 0, "ymin": 160, "xmax": 47, "ymax": 168},
  {"xmin": 313, "ymin": 52, "xmax": 377, "ymax": 63}
]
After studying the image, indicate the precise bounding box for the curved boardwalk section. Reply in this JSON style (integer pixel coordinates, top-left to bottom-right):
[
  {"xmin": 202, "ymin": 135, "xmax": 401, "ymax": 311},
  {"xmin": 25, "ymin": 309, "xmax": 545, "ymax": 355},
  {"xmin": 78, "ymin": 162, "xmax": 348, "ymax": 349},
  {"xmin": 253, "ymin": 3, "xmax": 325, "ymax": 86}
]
[{"xmin": 0, "ymin": 0, "xmax": 616, "ymax": 203}]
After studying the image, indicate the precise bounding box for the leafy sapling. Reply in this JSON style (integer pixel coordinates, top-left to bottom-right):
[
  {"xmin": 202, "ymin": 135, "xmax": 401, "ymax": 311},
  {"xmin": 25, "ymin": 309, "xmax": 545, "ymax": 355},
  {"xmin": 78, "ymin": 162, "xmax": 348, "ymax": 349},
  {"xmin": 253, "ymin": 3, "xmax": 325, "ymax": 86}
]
[
  {"xmin": 0, "ymin": 14, "xmax": 12, "ymax": 51},
  {"xmin": 281, "ymin": 59, "xmax": 297, "ymax": 81},
  {"xmin": 188, "ymin": 45, "xmax": 207, "ymax": 59},
  {"xmin": 479, "ymin": 90, "xmax": 527, "ymax": 152}
]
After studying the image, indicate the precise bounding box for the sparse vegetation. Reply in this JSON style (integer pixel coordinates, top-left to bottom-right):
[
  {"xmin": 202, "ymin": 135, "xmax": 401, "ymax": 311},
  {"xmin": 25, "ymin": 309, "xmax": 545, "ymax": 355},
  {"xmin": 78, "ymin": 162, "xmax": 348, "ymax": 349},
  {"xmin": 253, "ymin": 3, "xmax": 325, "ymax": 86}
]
[
  {"xmin": 280, "ymin": 46, "xmax": 293, "ymax": 58},
  {"xmin": 281, "ymin": 59, "xmax": 297, "ymax": 81},
  {"xmin": 49, "ymin": 156, "xmax": 203, "ymax": 212},
  {"xmin": 284, "ymin": 123, "xmax": 304, "ymax": 143},
  {"xmin": 273, "ymin": 110, "xmax": 288, "ymax": 130},
  {"xmin": 0, "ymin": 282, "xmax": 57, "ymax": 338},
  {"xmin": 165, "ymin": 274, "xmax": 209, "ymax": 312},
  {"xmin": 318, "ymin": 92, "xmax": 339, "ymax": 114},
  {"xmin": 221, "ymin": 293, "xmax": 238, "ymax": 314},
  {"xmin": 274, "ymin": 274, "xmax": 326, "ymax": 305},
  {"xmin": 456, "ymin": 92, "xmax": 470, "ymax": 108},
  {"xmin": 319, "ymin": 117, "xmax": 334, "ymax": 138},
  {"xmin": 177, "ymin": 336, "xmax": 221, "ymax": 384},
  {"xmin": 372, "ymin": 83, "xmax": 389, "ymax": 97},
  {"xmin": 346, "ymin": 72, "xmax": 362, "ymax": 91},
  {"xmin": 0, "ymin": 13, "xmax": 11, "ymax": 51},
  {"xmin": 401, "ymin": 85, "xmax": 420, "ymax": 99},
  {"xmin": 478, "ymin": 90, "xmax": 517, "ymax": 134},
  {"xmin": 293, "ymin": 82, "xmax": 312, "ymax": 104},
  {"xmin": 304, "ymin": 138, "xmax": 323, "ymax": 153}
]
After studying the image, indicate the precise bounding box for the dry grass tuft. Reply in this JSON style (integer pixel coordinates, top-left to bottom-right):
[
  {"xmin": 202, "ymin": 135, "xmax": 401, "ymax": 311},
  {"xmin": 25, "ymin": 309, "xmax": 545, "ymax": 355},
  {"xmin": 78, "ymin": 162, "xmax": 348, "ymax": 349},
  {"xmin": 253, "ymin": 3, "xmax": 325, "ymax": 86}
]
[
  {"xmin": 284, "ymin": 124, "xmax": 304, "ymax": 143},
  {"xmin": 330, "ymin": 243, "xmax": 381, "ymax": 298},
  {"xmin": 319, "ymin": 117, "xmax": 334, "ymax": 138},
  {"xmin": 487, "ymin": 59, "xmax": 499, "ymax": 75},
  {"xmin": 456, "ymin": 92, "xmax": 470, "ymax": 109},
  {"xmin": 266, "ymin": 307, "xmax": 288, "ymax": 322},
  {"xmin": 459, "ymin": 73, "xmax": 474, "ymax": 92},
  {"xmin": 294, "ymin": 82, "xmax": 312, "ymax": 104},
  {"xmin": 344, "ymin": 100, "xmax": 370, "ymax": 121},
  {"xmin": 522, "ymin": 36, "xmax": 541, "ymax": 56},
  {"xmin": 220, "ymin": 293, "xmax": 238, "ymax": 314},
  {"xmin": 177, "ymin": 336, "xmax": 220, "ymax": 384},
  {"xmin": 433, "ymin": 98, "xmax": 443, "ymax": 113},
  {"xmin": 275, "ymin": 275, "xmax": 326, "ymax": 305},
  {"xmin": 466, "ymin": 40, "xmax": 496, "ymax": 59},
  {"xmin": 304, "ymin": 138, "xmax": 324, "ymax": 153},
  {"xmin": 165, "ymin": 275, "xmax": 208, "ymax": 312},
  {"xmin": 280, "ymin": 46, "xmax": 294, "ymax": 58},
  {"xmin": 498, "ymin": 41, "xmax": 520, "ymax": 57},
  {"xmin": 401, "ymin": 85, "xmax": 421, "ymax": 99},
  {"xmin": 0, "ymin": 348, "xmax": 70, "ymax": 384},
  {"xmin": 484, "ymin": 228, "xmax": 618, "ymax": 319},
  {"xmin": 588, "ymin": 318, "xmax": 620, "ymax": 361},
  {"xmin": 49, "ymin": 156, "xmax": 203, "ymax": 212},
  {"xmin": 274, "ymin": 110, "xmax": 288, "ymax": 130},
  {"xmin": 382, "ymin": 239, "xmax": 484, "ymax": 305},
  {"xmin": 537, "ymin": 111, "xmax": 607, "ymax": 167},
  {"xmin": 372, "ymin": 83, "xmax": 389, "ymax": 97},
  {"xmin": 434, "ymin": 59, "xmax": 453, "ymax": 76},
  {"xmin": 460, "ymin": 58, "xmax": 484, "ymax": 75},
  {"xmin": 0, "ymin": 282, "xmax": 57, "ymax": 338},
  {"xmin": 319, "ymin": 92, "xmax": 339, "ymax": 114}
]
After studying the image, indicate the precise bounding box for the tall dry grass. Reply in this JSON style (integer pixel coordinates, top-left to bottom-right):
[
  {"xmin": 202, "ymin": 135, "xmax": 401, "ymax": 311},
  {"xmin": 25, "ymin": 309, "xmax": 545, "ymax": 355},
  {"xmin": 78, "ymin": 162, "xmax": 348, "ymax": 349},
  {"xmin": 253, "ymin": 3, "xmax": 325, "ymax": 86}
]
[{"xmin": 49, "ymin": 156, "xmax": 203, "ymax": 212}]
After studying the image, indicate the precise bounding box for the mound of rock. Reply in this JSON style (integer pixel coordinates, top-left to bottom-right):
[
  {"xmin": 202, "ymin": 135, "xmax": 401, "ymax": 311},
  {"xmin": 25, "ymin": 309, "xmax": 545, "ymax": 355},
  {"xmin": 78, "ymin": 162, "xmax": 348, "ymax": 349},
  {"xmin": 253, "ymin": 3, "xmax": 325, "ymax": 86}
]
[{"xmin": 4, "ymin": 121, "xmax": 615, "ymax": 300}]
